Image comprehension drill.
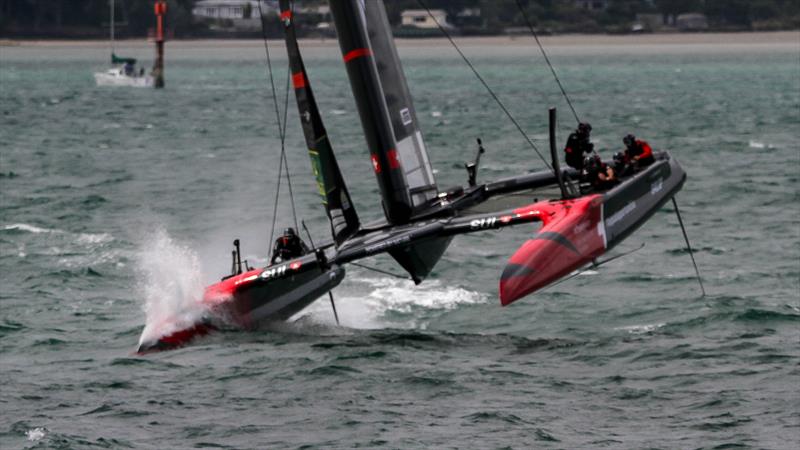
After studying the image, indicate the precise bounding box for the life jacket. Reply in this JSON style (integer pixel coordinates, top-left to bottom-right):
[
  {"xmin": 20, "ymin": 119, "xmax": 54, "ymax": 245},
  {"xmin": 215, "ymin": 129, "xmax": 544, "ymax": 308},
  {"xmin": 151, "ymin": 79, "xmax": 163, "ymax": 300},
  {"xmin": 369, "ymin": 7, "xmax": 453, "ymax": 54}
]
[
  {"xmin": 627, "ymin": 140, "xmax": 654, "ymax": 166},
  {"xmin": 271, "ymin": 234, "xmax": 307, "ymax": 263},
  {"xmin": 636, "ymin": 140, "xmax": 654, "ymax": 165},
  {"xmin": 564, "ymin": 132, "xmax": 593, "ymax": 170}
]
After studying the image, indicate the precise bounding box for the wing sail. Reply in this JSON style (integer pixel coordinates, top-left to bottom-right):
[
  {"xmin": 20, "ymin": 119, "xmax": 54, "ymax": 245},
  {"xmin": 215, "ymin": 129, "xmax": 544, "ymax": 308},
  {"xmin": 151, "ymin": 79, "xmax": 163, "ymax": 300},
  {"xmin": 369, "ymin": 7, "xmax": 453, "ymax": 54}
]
[
  {"xmin": 329, "ymin": 0, "xmax": 437, "ymax": 224},
  {"xmin": 363, "ymin": 1, "xmax": 438, "ymax": 208},
  {"xmin": 279, "ymin": 1, "xmax": 359, "ymax": 244}
]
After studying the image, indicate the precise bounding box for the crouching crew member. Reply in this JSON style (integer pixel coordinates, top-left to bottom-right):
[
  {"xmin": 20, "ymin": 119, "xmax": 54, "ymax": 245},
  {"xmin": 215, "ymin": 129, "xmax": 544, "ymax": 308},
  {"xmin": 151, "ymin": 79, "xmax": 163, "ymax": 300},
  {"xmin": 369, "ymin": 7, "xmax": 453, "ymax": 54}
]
[
  {"xmin": 564, "ymin": 122, "xmax": 594, "ymax": 172},
  {"xmin": 623, "ymin": 134, "xmax": 654, "ymax": 168},
  {"xmin": 584, "ymin": 154, "xmax": 618, "ymax": 191},
  {"xmin": 271, "ymin": 227, "xmax": 309, "ymax": 264}
]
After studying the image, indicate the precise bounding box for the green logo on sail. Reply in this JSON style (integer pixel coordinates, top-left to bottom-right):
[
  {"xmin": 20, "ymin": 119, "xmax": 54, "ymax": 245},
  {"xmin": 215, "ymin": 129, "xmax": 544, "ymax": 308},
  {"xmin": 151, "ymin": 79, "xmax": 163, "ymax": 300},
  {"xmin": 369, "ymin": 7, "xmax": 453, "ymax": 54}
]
[{"xmin": 308, "ymin": 150, "xmax": 327, "ymax": 204}]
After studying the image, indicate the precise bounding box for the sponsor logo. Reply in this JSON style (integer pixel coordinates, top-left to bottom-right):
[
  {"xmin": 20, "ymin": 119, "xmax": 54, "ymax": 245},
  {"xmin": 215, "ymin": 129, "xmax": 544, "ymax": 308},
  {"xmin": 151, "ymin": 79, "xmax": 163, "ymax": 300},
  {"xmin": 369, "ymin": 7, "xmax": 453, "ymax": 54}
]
[
  {"xmin": 365, "ymin": 235, "xmax": 411, "ymax": 253},
  {"xmin": 606, "ymin": 201, "xmax": 637, "ymax": 228},
  {"xmin": 260, "ymin": 265, "xmax": 288, "ymax": 280},
  {"xmin": 400, "ymin": 108, "xmax": 412, "ymax": 126},
  {"xmin": 470, "ymin": 217, "xmax": 497, "ymax": 230},
  {"xmin": 371, "ymin": 154, "xmax": 380, "ymax": 173},
  {"xmin": 573, "ymin": 220, "xmax": 590, "ymax": 234},
  {"xmin": 500, "ymin": 215, "xmax": 512, "ymax": 224},
  {"xmin": 650, "ymin": 179, "xmax": 663, "ymax": 195},
  {"xmin": 289, "ymin": 261, "xmax": 302, "ymax": 270}
]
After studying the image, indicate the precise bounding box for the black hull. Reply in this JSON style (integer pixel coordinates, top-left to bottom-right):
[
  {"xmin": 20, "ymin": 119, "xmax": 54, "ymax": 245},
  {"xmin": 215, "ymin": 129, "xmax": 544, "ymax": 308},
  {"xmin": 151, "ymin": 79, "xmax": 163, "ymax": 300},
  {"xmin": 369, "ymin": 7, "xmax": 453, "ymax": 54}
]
[
  {"xmin": 222, "ymin": 265, "xmax": 346, "ymax": 328},
  {"xmin": 602, "ymin": 153, "xmax": 686, "ymax": 250}
]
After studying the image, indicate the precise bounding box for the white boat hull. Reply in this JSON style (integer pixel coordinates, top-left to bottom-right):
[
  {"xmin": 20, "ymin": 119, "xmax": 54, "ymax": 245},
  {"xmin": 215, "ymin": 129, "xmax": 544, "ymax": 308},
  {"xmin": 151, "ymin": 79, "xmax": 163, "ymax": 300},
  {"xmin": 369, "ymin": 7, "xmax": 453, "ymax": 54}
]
[{"xmin": 94, "ymin": 68, "xmax": 153, "ymax": 87}]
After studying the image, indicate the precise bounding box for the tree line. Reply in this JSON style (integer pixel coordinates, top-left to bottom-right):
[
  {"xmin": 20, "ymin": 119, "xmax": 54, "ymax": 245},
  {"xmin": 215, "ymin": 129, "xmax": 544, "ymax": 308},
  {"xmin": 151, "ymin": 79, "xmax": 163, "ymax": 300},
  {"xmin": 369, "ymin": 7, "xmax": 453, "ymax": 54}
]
[{"xmin": 1, "ymin": 0, "xmax": 798, "ymax": 38}]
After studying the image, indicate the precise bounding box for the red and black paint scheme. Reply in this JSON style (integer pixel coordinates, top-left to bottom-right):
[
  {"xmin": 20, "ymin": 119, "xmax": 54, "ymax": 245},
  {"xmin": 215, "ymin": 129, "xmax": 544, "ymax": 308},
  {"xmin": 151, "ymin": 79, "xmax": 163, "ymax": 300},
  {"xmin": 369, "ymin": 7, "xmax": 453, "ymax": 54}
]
[
  {"xmin": 500, "ymin": 154, "xmax": 685, "ymax": 304},
  {"xmin": 137, "ymin": 152, "xmax": 684, "ymax": 353},
  {"xmin": 136, "ymin": 252, "xmax": 344, "ymax": 353},
  {"xmin": 136, "ymin": 0, "xmax": 688, "ymax": 353}
]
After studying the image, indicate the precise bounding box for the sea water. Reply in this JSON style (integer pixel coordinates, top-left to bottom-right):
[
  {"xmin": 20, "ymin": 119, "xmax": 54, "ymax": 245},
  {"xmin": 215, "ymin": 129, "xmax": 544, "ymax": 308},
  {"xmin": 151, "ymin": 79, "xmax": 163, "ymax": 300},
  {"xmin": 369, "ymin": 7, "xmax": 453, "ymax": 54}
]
[{"xmin": 1, "ymin": 37, "xmax": 798, "ymax": 448}]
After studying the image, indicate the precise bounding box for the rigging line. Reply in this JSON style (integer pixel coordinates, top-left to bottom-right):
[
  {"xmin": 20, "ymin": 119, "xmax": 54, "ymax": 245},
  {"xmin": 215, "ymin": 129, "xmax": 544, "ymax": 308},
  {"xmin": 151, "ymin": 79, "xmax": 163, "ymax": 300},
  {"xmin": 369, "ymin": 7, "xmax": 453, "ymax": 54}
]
[
  {"xmin": 257, "ymin": 0, "xmax": 285, "ymax": 140},
  {"xmin": 258, "ymin": 1, "xmax": 299, "ymax": 245},
  {"xmin": 513, "ymin": 0, "xmax": 581, "ymax": 124},
  {"xmin": 350, "ymin": 262, "xmax": 412, "ymax": 281},
  {"xmin": 268, "ymin": 152, "xmax": 284, "ymax": 249},
  {"xmin": 671, "ymin": 197, "xmax": 706, "ymax": 297},
  {"xmin": 416, "ymin": 0, "xmax": 552, "ymax": 171},
  {"xmin": 301, "ymin": 220, "xmax": 339, "ymax": 325},
  {"xmin": 282, "ymin": 149, "xmax": 299, "ymax": 231},
  {"xmin": 279, "ymin": 1, "xmax": 299, "ymax": 232},
  {"xmin": 279, "ymin": 56, "xmax": 299, "ymax": 231},
  {"xmin": 257, "ymin": 1, "xmax": 288, "ymax": 248},
  {"xmin": 537, "ymin": 243, "xmax": 645, "ymax": 294}
]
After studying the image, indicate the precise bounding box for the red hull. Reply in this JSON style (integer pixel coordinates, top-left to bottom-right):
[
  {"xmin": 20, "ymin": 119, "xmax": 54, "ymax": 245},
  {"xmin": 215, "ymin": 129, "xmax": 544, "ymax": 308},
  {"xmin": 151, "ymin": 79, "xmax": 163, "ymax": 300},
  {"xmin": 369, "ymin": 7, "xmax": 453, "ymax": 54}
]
[{"xmin": 499, "ymin": 195, "xmax": 606, "ymax": 305}]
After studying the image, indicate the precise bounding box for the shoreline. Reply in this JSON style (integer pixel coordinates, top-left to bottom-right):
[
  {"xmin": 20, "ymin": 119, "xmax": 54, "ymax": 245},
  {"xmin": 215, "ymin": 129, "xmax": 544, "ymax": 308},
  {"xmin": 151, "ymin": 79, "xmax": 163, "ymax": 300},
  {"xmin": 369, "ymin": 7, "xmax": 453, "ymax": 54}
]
[{"xmin": 2, "ymin": 30, "xmax": 798, "ymax": 48}]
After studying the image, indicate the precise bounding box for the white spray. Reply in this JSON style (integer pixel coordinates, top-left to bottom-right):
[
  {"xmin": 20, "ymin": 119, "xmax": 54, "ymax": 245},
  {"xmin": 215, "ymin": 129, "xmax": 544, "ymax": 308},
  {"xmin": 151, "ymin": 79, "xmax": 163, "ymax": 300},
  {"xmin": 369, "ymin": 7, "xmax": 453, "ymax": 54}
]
[{"xmin": 136, "ymin": 228, "xmax": 208, "ymax": 346}]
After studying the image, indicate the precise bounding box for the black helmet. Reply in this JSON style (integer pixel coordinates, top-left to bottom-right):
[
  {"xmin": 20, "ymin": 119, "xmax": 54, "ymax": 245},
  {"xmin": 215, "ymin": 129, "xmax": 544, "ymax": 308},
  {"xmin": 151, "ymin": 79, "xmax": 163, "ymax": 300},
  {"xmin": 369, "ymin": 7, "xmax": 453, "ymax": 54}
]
[
  {"xmin": 283, "ymin": 227, "xmax": 296, "ymax": 237},
  {"xmin": 623, "ymin": 134, "xmax": 636, "ymax": 147},
  {"xmin": 578, "ymin": 122, "xmax": 592, "ymax": 135}
]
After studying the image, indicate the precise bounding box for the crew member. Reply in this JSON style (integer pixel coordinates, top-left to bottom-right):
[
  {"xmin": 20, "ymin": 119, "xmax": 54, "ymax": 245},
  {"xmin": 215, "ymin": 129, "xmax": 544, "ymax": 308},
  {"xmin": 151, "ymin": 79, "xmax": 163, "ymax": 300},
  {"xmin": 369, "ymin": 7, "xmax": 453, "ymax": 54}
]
[
  {"xmin": 623, "ymin": 134, "xmax": 654, "ymax": 169},
  {"xmin": 584, "ymin": 154, "xmax": 617, "ymax": 191},
  {"xmin": 564, "ymin": 122, "xmax": 594, "ymax": 172},
  {"xmin": 124, "ymin": 61, "xmax": 134, "ymax": 76},
  {"xmin": 270, "ymin": 227, "xmax": 309, "ymax": 264}
]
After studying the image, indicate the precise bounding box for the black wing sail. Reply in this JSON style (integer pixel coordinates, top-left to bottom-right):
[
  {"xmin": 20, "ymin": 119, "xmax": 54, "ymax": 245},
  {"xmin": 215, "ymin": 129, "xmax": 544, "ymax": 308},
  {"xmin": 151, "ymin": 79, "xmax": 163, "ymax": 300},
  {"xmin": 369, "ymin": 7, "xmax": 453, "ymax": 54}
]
[
  {"xmin": 363, "ymin": 1, "xmax": 438, "ymax": 209},
  {"xmin": 329, "ymin": 0, "xmax": 449, "ymax": 282},
  {"xmin": 279, "ymin": 0, "xmax": 359, "ymax": 245},
  {"xmin": 329, "ymin": 0, "xmax": 428, "ymax": 225}
]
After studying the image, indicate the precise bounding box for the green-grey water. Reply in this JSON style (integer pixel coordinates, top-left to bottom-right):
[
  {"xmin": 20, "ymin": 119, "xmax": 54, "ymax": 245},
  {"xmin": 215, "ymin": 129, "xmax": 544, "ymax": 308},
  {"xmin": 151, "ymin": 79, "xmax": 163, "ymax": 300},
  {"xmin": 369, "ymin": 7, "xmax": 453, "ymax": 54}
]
[{"xmin": 1, "ymin": 38, "xmax": 799, "ymax": 448}]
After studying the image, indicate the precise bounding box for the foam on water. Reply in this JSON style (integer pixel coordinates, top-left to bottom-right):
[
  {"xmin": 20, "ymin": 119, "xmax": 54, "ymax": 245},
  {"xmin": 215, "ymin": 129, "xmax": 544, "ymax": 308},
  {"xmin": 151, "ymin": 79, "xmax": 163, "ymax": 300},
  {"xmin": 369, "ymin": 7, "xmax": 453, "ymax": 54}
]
[
  {"xmin": 616, "ymin": 322, "xmax": 667, "ymax": 334},
  {"xmin": 2, "ymin": 223, "xmax": 56, "ymax": 234},
  {"xmin": 2, "ymin": 223, "xmax": 116, "ymax": 268},
  {"xmin": 301, "ymin": 276, "xmax": 487, "ymax": 329},
  {"xmin": 25, "ymin": 428, "xmax": 45, "ymax": 442},
  {"xmin": 2, "ymin": 223, "xmax": 112, "ymax": 244},
  {"xmin": 136, "ymin": 228, "xmax": 208, "ymax": 345}
]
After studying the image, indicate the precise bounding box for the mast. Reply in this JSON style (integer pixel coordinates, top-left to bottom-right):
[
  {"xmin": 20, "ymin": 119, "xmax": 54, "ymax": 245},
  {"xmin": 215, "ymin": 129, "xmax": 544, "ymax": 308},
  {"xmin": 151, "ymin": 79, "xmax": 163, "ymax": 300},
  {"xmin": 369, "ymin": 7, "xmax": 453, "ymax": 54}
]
[
  {"xmin": 278, "ymin": 0, "xmax": 360, "ymax": 244},
  {"xmin": 110, "ymin": 0, "xmax": 115, "ymax": 59},
  {"xmin": 328, "ymin": 0, "xmax": 415, "ymax": 224}
]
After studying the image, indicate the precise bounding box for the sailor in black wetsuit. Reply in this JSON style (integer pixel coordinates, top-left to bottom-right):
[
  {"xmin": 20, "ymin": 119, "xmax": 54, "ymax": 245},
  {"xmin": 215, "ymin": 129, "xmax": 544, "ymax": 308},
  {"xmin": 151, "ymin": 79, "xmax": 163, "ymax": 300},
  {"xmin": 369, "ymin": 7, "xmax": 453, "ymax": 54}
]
[
  {"xmin": 584, "ymin": 154, "xmax": 617, "ymax": 191},
  {"xmin": 564, "ymin": 122, "xmax": 594, "ymax": 172},
  {"xmin": 270, "ymin": 227, "xmax": 309, "ymax": 264}
]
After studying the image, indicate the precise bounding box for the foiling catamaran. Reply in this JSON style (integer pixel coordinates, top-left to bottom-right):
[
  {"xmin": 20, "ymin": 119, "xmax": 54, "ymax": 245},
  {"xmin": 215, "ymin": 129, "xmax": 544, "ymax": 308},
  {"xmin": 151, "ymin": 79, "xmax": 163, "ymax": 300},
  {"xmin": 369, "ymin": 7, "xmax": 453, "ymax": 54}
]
[{"xmin": 137, "ymin": 0, "xmax": 702, "ymax": 353}]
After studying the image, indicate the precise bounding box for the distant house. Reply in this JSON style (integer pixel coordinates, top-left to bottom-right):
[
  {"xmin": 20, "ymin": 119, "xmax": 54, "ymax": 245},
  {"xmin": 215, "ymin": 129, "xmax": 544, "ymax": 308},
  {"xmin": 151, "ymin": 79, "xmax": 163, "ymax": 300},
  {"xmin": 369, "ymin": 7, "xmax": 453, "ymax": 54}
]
[
  {"xmin": 676, "ymin": 13, "xmax": 708, "ymax": 31},
  {"xmin": 634, "ymin": 13, "xmax": 664, "ymax": 31},
  {"xmin": 192, "ymin": 0, "xmax": 276, "ymax": 31},
  {"xmin": 192, "ymin": 1, "xmax": 277, "ymax": 21},
  {"xmin": 574, "ymin": 0, "xmax": 608, "ymax": 11},
  {"xmin": 401, "ymin": 9, "xmax": 453, "ymax": 29},
  {"xmin": 452, "ymin": 8, "xmax": 484, "ymax": 30}
]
